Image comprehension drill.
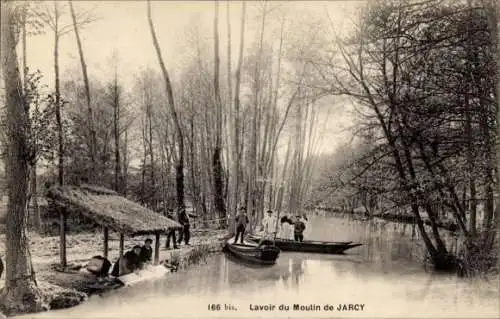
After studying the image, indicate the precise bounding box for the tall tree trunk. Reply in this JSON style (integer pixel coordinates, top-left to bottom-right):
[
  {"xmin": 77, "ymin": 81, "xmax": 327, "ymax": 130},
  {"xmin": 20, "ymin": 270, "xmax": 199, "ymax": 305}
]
[
  {"xmin": 213, "ymin": 0, "xmax": 226, "ymax": 227},
  {"xmin": 122, "ymin": 130, "xmax": 129, "ymax": 196},
  {"xmin": 141, "ymin": 116, "xmax": 147, "ymax": 204},
  {"xmin": 69, "ymin": 0, "xmax": 97, "ymax": 182},
  {"xmin": 53, "ymin": 1, "xmax": 66, "ymax": 268},
  {"xmin": 54, "ymin": 3, "xmax": 64, "ymax": 187},
  {"xmin": 276, "ymin": 138, "xmax": 292, "ymax": 214},
  {"xmin": 159, "ymin": 139, "xmax": 167, "ymax": 215},
  {"xmin": 490, "ymin": 0, "xmax": 500, "ymax": 271},
  {"xmin": 225, "ymin": 1, "xmax": 234, "ymax": 224},
  {"xmin": 230, "ymin": 1, "xmax": 246, "ymax": 234},
  {"xmin": 21, "ymin": 10, "xmax": 41, "ymax": 231},
  {"xmin": 112, "ymin": 67, "xmax": 121, "ymax": 193},
  {"xmin": 464, "ymin": 0, "xmax": 477, "ymax": 237},
  {"xmin": 247, "ymin": 3, "xmax": 267, "ymax": 228},
  {"xmin": 0, "ymin": 2, "xmax": 45, "ymax": 313},
  {"xmin": 147, "ymin": 97, "xmax": 155, "ymax": 209},
  {"xmin": 188, "ymin": 103, "xmax": 200, "ymax": 217},
  {"xmin": 147, "ymin": 0, "xmax": 185, "ymax": 213},
  {"xmin": 30, "ymin": 167, "xmax": 40, "ymax": 231}
]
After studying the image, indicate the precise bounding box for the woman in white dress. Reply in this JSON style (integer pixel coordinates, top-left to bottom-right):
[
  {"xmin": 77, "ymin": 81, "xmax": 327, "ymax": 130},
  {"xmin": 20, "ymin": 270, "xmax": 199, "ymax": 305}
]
[{"xmin": 278, "ymin": 214, "xmax": 294, "ymax": 240}]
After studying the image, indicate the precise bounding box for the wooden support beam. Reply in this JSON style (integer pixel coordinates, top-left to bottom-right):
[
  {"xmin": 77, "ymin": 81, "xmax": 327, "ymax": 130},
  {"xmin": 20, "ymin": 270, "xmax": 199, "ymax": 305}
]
[
  {"xmin": 119, "ymin": 233, "xmax": 124, "ymax": 258},
  {"xmin": 154, "ymin": 232, "xmax": 160, "ymax": 265},
  {"xmin": 103, "ymin": 227, "xmax": 109, "ymax": 258},
  {"xmin": 59, "ymin": 207, "xmax": 67, "ymax": 267}
]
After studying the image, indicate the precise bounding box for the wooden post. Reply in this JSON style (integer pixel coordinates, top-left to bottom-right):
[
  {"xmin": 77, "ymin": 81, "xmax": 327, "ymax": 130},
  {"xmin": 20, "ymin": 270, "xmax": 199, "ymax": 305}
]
[
  {"xmin": 103, "ymin": 227, "xmax": 109, "ymax": 258},
  {"xmin": 119, "ymin": 233, "xmax": 124, "ymax": 258},
  {"xmin": 154, "ymin": 232, "xmax": 160, "ymax": 265},
  {"xmin": 59, "ymin": 207, "xmax": 67, "ymax": 267}
]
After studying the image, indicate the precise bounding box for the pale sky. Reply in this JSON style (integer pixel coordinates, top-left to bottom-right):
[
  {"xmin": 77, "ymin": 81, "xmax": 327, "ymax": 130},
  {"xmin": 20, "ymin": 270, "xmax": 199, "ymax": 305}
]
[{"xmin": 21, "ymin": 0, "xmax": 366, "ymax": 156}]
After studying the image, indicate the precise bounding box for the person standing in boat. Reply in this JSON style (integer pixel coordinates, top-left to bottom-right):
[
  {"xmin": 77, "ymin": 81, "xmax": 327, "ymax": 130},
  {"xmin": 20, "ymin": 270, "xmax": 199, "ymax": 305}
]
[
  {"xmin": 300, "ymin": 214, "xmax": 310, "ymax": 238},
  {"xmin": 293, "ymin": 215, "xmax": 306, "ymax": 242},
  {"xmin": 258, "ymin": 210, "xmax": 278, "ymax": 247},
  {"xmin": 234, "ymin": 206, "xmax": 249, "ymax": 244},
  {"xmin": 278, "ymin": 214, "xmax": 293, "ymax": 240},
  {"xmin": 177, "ymin": 208, "xmax": 191, "ymax": 246}
]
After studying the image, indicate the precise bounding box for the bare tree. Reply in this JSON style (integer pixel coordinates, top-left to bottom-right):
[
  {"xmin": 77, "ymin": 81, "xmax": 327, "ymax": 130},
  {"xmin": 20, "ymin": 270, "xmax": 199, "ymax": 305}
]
[
  {"xmin": 229, "ymin": 1, "xmax": 246, "ymax": 233},
  {"xmin": 147, "ymin": 0, "xmax": 186, "ymax": 213},
  {"xmin": 35, "ymin": 1, "xmax": 93, "ymax": 266},
  {"xmin": 489, "ymin": 0, "xmax": 500, "ymax": 271},
  {"xmin": 68, "ymin": 0, "xmax": 97, "ymax": 183},
  {"xmin": 213, "ymin": 0, "xmax": 226, "ymax": 226},
  {"xmin": 111, "ymin": 59, "xmax": 121, "ymax": 193}
]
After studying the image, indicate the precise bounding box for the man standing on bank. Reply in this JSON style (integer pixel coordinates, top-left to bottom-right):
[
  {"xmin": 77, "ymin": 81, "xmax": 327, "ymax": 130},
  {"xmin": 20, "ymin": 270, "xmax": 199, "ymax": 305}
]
[
  {"xmin": 165, "ymin": 209, "xmax": 179, "ymax": 249},
  {"xmin": 177, "ymin": 208, "xmax": 191, "ymax": 246},
  {"xmin": 234, "ymin": 206, "xmax": 249, "ymax": 244}
]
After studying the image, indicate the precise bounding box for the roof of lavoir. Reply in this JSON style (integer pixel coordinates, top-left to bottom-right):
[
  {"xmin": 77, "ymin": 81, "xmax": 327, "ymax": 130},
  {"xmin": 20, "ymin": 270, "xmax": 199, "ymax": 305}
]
[{"xmin": 46, "ymin": 184, "xmax": 182, "ymax": 236}]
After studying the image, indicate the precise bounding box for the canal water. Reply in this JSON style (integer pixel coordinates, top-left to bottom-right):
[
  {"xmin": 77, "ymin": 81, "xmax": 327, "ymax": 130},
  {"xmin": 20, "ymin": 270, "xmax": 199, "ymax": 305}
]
[{"xmin": 24, "ymin": 216, "xmax": 499, "ymax": 318}]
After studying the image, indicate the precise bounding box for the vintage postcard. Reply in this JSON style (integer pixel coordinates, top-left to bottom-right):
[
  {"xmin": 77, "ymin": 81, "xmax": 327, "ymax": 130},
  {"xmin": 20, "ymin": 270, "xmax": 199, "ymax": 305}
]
[{"xmin": 0, "ymin": 0, "xmax": 499, "ymax": 318}]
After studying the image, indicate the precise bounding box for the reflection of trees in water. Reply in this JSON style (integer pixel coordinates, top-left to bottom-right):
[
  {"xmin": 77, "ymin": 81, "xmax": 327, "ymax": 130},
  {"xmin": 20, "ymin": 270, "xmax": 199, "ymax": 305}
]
[
  {"xmin": 290, "ymin": 258, "xmax": 305, "ymax": 289},
  {"xmin": 280, "ymin": 268, "xmax": 291, "ymax": 289},
  {"xmin": 222, "ymin": 256, "xmax": 285, "ymax": 286},
  {"xmin": 348, "ymin": 217, "xmax": 426, "ymax": 271},
  {"xmin": 402, "ymin": 273, "xmax": 495, "ymax": 309},
  {"xmin": 329, "ymin": 256, "xmax": 364, "ymax": 277},
  {"xmin": 220, "ymin": 255, "xmax": 228, "ymax": 290},
  {"xmin": 404, "ymin": 274, "xmax": 435, "ymax": 301},
  {"xmin": 315, "ymin": 215, "xmax": 426, "ymax": 267}
]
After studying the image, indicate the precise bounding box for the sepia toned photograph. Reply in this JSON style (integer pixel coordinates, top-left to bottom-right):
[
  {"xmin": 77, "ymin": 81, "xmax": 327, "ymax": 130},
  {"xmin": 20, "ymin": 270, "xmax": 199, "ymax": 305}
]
[{"xmin": 0, "ymin": 0, "xmax": 499, "ymax": 318}]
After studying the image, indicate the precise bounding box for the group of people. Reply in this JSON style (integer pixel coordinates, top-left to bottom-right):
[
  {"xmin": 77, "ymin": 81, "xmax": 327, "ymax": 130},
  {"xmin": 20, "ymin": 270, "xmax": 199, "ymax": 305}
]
[
  {"xmin": 263, "ymin": 210, "xmax": 308, "ymax": 242},
  {"xmin": 279, "ymin": 214, "xmax": 308, "ymax": 242},
  {"xmin": 85, "ymin": 209, "xmax": 192, "ymax": 279},
  {"xmin": 232, "ymin": 207, "xmax": 308, "ymax": 244},
  {"xmin": 85, "ymin": 238, "xmax": 154, "ymax": 278},
  {"xmin": 108, "ymin": 238, "xmax": 154, "ymax": 277},
  {"xmin": 165, "ymin": 208, "xmax": 191, "ymax": 249}
]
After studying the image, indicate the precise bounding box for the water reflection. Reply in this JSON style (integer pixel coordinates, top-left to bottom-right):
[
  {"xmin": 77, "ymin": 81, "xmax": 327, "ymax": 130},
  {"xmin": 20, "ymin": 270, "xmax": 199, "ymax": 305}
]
[
  {"xmin": 20, "ymin": 215, "xmax": 499, "ymax": 319},
  {"xmin": 290, "ymin": 258, "xmax": 304, "ymax": 289}
]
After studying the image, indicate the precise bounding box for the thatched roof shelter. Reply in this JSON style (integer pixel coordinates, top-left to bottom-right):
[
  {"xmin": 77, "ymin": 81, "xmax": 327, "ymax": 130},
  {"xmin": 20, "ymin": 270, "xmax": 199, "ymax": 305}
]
[{"xmin": 47, "ymin": 184, "xmax": 182, "ymax": 236}]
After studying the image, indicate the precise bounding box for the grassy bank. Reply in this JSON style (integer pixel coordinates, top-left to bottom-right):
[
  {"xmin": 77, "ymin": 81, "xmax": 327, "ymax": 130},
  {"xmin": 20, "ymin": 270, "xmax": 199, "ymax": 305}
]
[{"xmin": 0, "ymin": 229, "xmax": 226, "ymax": 315}]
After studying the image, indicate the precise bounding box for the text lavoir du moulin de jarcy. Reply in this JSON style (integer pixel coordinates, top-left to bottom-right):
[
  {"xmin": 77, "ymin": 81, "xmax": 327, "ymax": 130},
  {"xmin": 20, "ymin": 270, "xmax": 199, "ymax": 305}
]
[{"xmin": 249, "ymin": 303, "xmax": 365, "ymax": 312}]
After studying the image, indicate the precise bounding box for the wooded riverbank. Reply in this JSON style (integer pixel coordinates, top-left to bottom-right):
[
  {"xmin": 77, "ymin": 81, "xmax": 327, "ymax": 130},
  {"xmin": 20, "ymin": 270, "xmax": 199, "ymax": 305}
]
[
  {"xmin": 314, "ymin": 209, "xmax": 498, "ymax": 277},
  {"xmin": 315, "ymin": 207, "xmax": 459, "ymax": 232}
]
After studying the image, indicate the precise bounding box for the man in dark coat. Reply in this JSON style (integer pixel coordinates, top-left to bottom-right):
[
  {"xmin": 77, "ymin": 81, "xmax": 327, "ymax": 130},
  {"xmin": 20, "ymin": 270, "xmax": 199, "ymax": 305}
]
[
  {"xmin": 293, "ymin": 215, "xmax": 306, "ymax": 242},
  {"xmin": 165, "ymin": 210, "xmax": 179, "ymax": 249},
  {"xmin": 234, "ymin": 207, "xmax": 249, "ymax": 244},
  {"xmin": 177, "ymin": 208, "xmax": 191, "ymax": 246},
  {"xmin": 139, "ymin": 238, "xmax": 153, "ymax": 266}
]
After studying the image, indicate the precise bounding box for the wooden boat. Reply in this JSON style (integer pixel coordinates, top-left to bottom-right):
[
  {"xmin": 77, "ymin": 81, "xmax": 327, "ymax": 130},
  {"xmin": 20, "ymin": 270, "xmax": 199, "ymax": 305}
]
[
  {"xmin": 223, "ymin": 237, "xmax": 280, "ymax": 266},
  {"xmin": 247, "ymin": 235, "xmax": 362, "ymax": 254}
]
